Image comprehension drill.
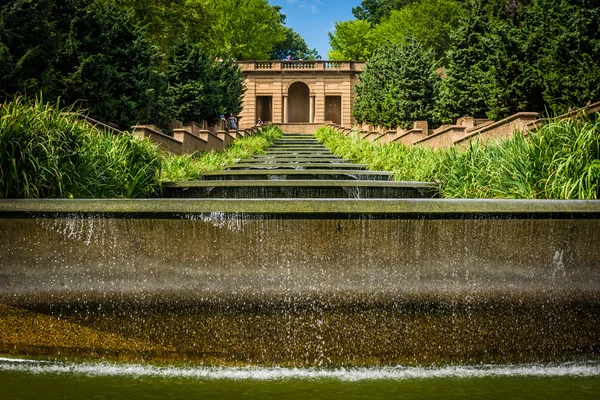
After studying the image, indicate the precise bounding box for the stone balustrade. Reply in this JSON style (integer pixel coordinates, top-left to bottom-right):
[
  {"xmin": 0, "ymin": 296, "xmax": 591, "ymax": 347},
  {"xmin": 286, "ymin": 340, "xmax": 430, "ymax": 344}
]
[
  {"xmin": 237, "ymin": 60, "xmax": 364, "ymax": 73},
  {"xmin": 132, "ymin": 121, "xmax": 260, "ymax": 154}
]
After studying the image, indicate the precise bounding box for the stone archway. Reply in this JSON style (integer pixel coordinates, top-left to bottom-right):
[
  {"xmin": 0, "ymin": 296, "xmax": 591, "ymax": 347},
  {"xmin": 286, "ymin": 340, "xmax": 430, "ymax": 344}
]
[{"xmin": 288, "ymin": 82, "xmax": 310, "ymax": 123}]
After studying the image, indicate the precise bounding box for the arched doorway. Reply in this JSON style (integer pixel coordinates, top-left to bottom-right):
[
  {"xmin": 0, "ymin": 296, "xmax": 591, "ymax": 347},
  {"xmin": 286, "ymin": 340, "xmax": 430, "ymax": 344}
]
[{"xmin": 288, "ymin": 82, "xmax": 310, "ymax": 123}]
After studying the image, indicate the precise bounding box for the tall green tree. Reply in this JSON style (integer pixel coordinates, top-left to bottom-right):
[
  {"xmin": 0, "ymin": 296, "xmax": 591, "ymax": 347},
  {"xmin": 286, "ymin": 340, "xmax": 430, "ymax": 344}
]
[
  {"xmin": 353, "ymin": 35, "xmax": 440, "ymax": 128},
  {"xmin": 0, "ymin": 0, "xmax": 67, "ymax": 99},
  {"xmin": 352, "ymin": 0, "xmax": 416, "ymax": 25},
  {"xmin": 270, "ymin": 27, "xmax": 320, "ymax": 60},
  {"xmin": 482, "ymin": 19, "xmax": 533, "ymax": 120},
  {"xmin": 161, "ymin": 41, "xmax": 244, "ymax": 124},
  {"xmin": 109, "ymin": 0, "xmax": 209, "ymax": 51},
  {"xmin": 435, "ymin": 2, "xmax": 493, "ymax": 123},
  {"xmin": 328, "ymin": 19, "xmax": 376, "ymax": 61},
  {"xmin": 55, "ymin": 0, "xmax": 158, "ymax": 128},
  {"xmin": 521, "ymin": 0, "xmax": 600, "ymax": 114},
  {"xmin": 374, "ymin": 0, "xmax": 464, "ymax": 60},
  {"xmin": 201, "ymin": 0, "xmax": 285, "ymax": 60}
]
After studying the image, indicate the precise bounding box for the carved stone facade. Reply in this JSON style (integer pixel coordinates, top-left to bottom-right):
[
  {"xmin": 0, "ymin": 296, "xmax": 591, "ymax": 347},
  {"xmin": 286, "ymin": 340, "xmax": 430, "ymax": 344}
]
[{"xmin": 237, "ymin": 61, "xmax": 365, "ymax": 130}]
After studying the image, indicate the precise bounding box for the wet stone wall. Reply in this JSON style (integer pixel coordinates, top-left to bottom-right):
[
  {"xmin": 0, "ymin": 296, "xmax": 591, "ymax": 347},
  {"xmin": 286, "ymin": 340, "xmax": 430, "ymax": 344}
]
[{"xmin": 0, "ymin": 215, "xmax": 599, "ymax": 366}]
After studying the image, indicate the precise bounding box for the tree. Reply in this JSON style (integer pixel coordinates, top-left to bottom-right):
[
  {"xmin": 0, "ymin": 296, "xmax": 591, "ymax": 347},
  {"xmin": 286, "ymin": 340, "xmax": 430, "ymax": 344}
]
[
  {"xmin": 521, "ymin": 0, "xmax": 600, "ymax": 114},
  {"xmin": 482, "ymin": 20, "xmax": 532, "ymax": 120},
  {"xmin": 374, "ymin": 0, "xmax": 465, "ymax": 60},
  {"xmin": 0, "ymin": 0, "xmax": 68, "ymax": 99},
  {"xmin": 353, "ymin": 35, "xmax": 440, "ymax": 128},
  {"xmin": 352, "ymin": 0, "xmax": 416, "ymax": 25},
  {"xmin": 270, "ymin": 27, "xmax": 320, "ymax": 60},
  {"xmin": 328, "ymin": 20, "xmax": 376, "ymax": 61},
  {"xmin": 109, "ymin": 0, "xmax": 209, "ymax": 51},
  {"xmin": 213, "ymin": 57, "xmax": 245, "ymax": 121},
  {"xmin": 201, "ymin": 0, "xmax": 286, "ymax": 60},
  {"xmin": 55, "ymin": 0, "xmax": 159, "ymax": 128},
  {"xmin": 435, "ymin": 2, "xmax": 493, "ymax": 123},
  {"xmin": 161, "ymin": 41, "xmax": 244, "ymax": 124}
]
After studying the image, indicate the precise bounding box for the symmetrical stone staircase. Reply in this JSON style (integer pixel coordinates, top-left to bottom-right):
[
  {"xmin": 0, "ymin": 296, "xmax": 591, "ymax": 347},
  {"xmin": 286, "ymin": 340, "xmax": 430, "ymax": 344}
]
[{"xmin": 162, "ymin": 134, "xmax": 438, "ymax": 198}]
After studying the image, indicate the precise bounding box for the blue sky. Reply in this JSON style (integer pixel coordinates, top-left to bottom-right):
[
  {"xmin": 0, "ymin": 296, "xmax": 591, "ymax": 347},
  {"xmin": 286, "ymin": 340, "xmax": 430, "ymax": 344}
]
[{"xmin": 269, "ymin": 0, "xmax": 362, "ymax": 60}]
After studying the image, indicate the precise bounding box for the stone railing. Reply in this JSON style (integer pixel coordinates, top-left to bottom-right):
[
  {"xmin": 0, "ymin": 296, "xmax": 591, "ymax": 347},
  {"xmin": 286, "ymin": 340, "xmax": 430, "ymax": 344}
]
[
  {"xmin": 238, "ymin": 60, "xmax": 365, "ymax": 72},
  {"xmin": 282, "ymin": 61, "xmax": 316, "ymax": 70}
]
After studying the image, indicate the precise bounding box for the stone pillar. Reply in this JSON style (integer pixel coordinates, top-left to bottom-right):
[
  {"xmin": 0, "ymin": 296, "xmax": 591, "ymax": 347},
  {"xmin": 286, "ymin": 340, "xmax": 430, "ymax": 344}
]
[
  {"xmin": 283, "ymin": 96, "xmax": 288, "ymax": 123},
  {"xmin": 309, "ymin": 96, "xmax": 315, "ymax": 123}
]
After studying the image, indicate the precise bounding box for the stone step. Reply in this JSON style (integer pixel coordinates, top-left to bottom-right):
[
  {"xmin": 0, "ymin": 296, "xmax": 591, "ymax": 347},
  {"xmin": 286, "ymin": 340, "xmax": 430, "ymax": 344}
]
[
  {"xmin": 161, "ymin": 180, "xmax": 438, "ymax": 199},
  {"xmin": 238, "ymin": 158, "xmax": 348, "ymax": 163},
  {"xmin": 197, "ymin": 169, "xmax": 395, "ymax": 181},
  {"xmin": 224, "ymin": 163, "xmax": 368, "ymax": 170},
  {"xmin": 274, "ymin": 141, "xmax": 321, "ymax": 145},
  {"xmin": 251, "ymin": 155, "xmax": 343, "ymax": 160},
  {"xmin": 263, "ymin": 151, "xmax": 334, "ymax": 155},
  {"xmin": 268, "ymin": 147, "xmax": 329, "ymax": 151}
]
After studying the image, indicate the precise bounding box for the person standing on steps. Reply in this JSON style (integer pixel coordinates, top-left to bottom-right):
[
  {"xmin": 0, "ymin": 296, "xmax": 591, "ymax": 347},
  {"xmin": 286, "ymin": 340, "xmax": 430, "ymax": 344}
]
[{"xmin": 228, "ymin": 113, "xmax": 238, "ymax": 133}]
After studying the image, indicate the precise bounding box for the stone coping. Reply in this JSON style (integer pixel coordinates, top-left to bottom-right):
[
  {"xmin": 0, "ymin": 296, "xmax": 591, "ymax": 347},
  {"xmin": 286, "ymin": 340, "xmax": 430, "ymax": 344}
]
[
  {"xmin": 0, "ymin": 199, "xmax": 600, "ymax": 219},
  {"xmin": 224, "ymin": 163, "xmax": 367, "ymax": 169},
  {"xmin": 131, "ymin": 125, "xmax": 182, "ymax": 144},
  {"xmin": 413, "ymin": 125, "xmax": 465, "ymax": 145},
  {"xmin": 251, "ymin": 155, "xmax": 341, "ymax": 159},
  {"xmin": 162, "ymin": 180, "xmax": 439, "ymax": 188},
  {"xmin": 1, "ymin": 199, "xmax": 599, "ymax": 216},
  {"xmin": 454, "ymin": 112, "xmax": 539, "ymax": 145},
  {"xmin": 393, "ymin": 128, "xmax": 424, "ymax": 142},
  {"xmin": 198, "ymin": 169, "xmax": 393, "ymax": 176},
  {"xmin": 263, "ymin": 151, "xmax": 334, "ymax": 155}
]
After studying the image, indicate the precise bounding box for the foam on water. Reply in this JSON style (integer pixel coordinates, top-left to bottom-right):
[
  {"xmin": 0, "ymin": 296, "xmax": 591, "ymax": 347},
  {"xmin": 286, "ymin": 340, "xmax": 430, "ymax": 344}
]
[{"xmin": 1, "ymin": 358, "xmax": 599, "ymax": 381}]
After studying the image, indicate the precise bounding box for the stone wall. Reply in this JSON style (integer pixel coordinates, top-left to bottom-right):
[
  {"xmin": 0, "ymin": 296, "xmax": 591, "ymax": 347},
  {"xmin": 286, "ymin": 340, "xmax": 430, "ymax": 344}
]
[
  {"xmin": 132, "ymin": 121, "xmax": 259, "ymax": 154},
  {"xmin": 330, "ymin": 100, "xmax": 600, "ymax": 149}
]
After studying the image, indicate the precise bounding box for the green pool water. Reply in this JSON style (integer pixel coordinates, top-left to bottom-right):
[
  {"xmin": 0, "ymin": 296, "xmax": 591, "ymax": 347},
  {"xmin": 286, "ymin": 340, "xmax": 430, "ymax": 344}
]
[{"xmin": 2, "ymin": 359, "xmax": 600, "ymax": 399}]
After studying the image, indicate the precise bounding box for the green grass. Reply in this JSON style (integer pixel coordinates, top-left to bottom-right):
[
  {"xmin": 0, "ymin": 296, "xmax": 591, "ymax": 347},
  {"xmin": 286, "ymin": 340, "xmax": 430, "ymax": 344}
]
[
  {"xmin": 0, "ymin": 97, "xmax": 162, "ymax": 198},
  {"xmin": 160, "ymin": 125, "xmax": 282, "ymax": 181},
  {"xmin": 316, "ymin": 116, "xmax": 600, "ymax": 200}
]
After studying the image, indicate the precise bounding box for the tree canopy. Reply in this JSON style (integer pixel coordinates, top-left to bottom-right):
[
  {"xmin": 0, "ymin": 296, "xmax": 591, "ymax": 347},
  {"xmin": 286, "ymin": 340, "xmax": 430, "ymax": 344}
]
[
  {"xmin": 353, "ymin": 35, "xmax": 440, "ymax": 128},
  {"xmin": 0, "ymin": 0, "xmax": 317, "ymax": 130},
  {"xmin": 346, "ymin": 0, "xmax": 600, "ymax": 126},
  {"xmin": 270, "ymin": 27, "xmax": 320, "ymax": 60},
  {"xmin": 328, "ymin": 20, "xmax": 376, "ymax": 61}
]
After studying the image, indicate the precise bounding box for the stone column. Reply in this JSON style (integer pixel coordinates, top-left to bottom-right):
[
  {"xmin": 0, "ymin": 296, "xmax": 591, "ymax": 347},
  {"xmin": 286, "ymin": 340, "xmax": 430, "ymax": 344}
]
[
  {"xmin": 309, "ymin": 96, "xmax": 315, "ymax": 123},
  {"xmin": 283, "ymin": 96, "xmax": 288, "ymax": 123}
]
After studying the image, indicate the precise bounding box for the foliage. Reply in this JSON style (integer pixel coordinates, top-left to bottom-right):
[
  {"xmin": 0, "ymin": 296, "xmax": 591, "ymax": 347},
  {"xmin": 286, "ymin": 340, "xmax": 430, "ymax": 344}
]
[
  {"xmin": 316, "ymin": 116, "xmax": 600, "ymax": 199},
  {"xmin": 328, "ymin": 20, "xmax": 376, "ymax": 61},
  {"xmin": 160, "ymin": 41, "xmax": 244, "ymax": 125},
  {"xmin": 201, "ymin": 0, "xmax": 286, "ymax": 60},
  {"xmin": 353, "ymin": 36, "xmax": 440, "ymax": 128},
  {"xmin": 374, "ymin": 0, "xmax": 464, "ymax": 60},
  {"xmin": 0, "ymin": 0, "xmax": 66, "ymax": 99},
  {"xmin": 110, "ymin": 0, "xmax": 209, "ymax": 51},
  {"xmin": 161, "ymin": 125, "xmax": 283, "ymax": 181},
  {"xmin": 56, "ymin": 0, "xmax": 159, "ymax": 129},
  {"xmin": 270, "ymin": 27, "xmax": 320, "ymax": 60},
  {"xmin": 0, "ymin": 0, "xmax": 249, "ymax": 130},
  {"xmin": 434, "ymin": 2, "xmax": 493, "ymax": 123},
  {"xmin": 520, "ymin": 0, "xmax": 600, "ymax": 114},
  {"xmin": 0, "ymin": 97, "xmax": 161, "ymax": 199},
  {"xmin": 352, "ymin": 0, "xmax": 416, "ymax": 25}
]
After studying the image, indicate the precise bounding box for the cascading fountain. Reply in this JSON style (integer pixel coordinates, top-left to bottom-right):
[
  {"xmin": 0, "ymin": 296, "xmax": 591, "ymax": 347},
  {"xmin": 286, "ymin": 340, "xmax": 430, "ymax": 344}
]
[{"xmin": 1, "ymin": 133, "xmax": 599, "ymax": 397}]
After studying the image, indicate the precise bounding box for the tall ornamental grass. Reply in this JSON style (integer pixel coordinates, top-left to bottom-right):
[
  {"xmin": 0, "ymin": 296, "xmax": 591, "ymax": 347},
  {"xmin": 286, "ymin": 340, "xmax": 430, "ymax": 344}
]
[
  {"xmin": 316, "ymin": 116, "xmax": 600, "ymax": 200},
  {"xmin": 161, "ymin": 125, "xmax": 283, "ymax": 181},
  {"xmin": 0, "ymin": 97, "xmax": 161, "ymax": 198}
]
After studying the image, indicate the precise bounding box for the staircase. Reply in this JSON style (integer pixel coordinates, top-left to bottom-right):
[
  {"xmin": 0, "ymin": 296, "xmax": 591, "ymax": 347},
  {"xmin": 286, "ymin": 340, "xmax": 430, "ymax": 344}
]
[{"xmin": 162, "ymin": 133, "xmax": 438, "ymax": 198}]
